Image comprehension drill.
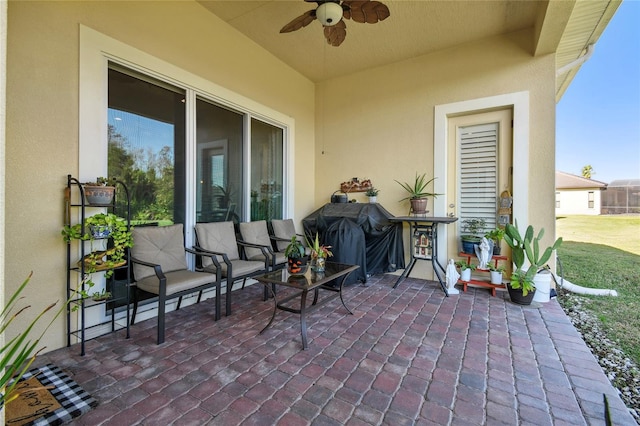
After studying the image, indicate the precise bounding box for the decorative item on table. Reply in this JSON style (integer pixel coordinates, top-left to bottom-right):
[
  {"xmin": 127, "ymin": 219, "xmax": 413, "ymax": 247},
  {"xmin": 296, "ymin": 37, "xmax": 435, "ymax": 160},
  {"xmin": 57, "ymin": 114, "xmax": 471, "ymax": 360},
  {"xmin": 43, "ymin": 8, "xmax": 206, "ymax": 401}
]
[
  {"xmin": 395, "ymin": 173, "xmax": 440, "ymax": 216},
  {"xmin": 504, "ymin": 220, "xmax": 562, "ymax": 305},
  {"xmin": 284, "ymin": 236, "xmax": 308, "ymax": 275},
  {"xmin": 83, "ymin": 176, "xmax": 116, "ymax": 205},
  {"xmin": 460, "ymin": 218, "xmax": 486, "ymax": 254},
  {"xmin": 306, "ymin": 232, "xmax": 333, "ymax": 273}
]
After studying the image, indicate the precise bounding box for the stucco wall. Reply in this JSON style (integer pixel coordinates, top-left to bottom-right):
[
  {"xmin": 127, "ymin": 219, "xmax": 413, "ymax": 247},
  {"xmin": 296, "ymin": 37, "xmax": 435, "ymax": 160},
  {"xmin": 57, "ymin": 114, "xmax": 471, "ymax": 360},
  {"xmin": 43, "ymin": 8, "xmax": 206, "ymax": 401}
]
[
  {"xmin": 556, "ymin": 189, "xmax": 603, "ymax": 215},
  {"xmin": 6, "ymin": 1, "xmax": 315, "ymax": 352},
  {"xmin": 315, "ymin": 29, "xmax": 557, "ymax": 275}
]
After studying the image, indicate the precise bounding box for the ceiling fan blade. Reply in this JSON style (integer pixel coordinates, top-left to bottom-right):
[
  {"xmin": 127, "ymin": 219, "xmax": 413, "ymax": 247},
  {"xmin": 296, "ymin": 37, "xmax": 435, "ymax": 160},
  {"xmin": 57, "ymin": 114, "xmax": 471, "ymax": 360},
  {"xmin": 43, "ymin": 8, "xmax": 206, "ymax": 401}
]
[
  {"xmin": 324, "ymin": 20, "xmax": 347, "ymax": 46},
  {"xmin": 343, "ymin": 0, "xmax": 390, "ymax": 24},
  {"xmin": 280, "ymin": 10, "xmax": 317, "ymax": 33}
]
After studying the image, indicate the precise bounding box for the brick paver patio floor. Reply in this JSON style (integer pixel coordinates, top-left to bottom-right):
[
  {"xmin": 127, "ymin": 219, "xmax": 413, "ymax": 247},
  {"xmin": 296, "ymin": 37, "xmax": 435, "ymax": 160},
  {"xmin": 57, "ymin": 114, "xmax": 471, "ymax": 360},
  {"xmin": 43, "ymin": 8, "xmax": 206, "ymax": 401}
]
[{"xmin": 33, "ymin": 273, "xmax": 636, "ymax": 425}]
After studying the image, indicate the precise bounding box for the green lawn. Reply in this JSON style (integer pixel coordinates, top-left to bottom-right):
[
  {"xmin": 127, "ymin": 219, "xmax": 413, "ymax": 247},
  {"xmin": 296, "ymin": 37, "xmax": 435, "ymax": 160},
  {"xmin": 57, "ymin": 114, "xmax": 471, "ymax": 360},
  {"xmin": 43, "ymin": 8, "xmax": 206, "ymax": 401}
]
[{"xmin": 556, "ymin": 215, "xmax": 640, "ymax": 364}]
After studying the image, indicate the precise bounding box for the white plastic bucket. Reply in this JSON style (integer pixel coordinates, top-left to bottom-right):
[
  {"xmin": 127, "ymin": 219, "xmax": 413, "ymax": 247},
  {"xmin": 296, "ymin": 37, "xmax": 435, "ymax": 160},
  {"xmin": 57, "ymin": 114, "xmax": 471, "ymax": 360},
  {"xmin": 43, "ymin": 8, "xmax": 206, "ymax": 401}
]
[{"xmin": 532, "ymin": 270, "xmax": 552, "ymax": 303}]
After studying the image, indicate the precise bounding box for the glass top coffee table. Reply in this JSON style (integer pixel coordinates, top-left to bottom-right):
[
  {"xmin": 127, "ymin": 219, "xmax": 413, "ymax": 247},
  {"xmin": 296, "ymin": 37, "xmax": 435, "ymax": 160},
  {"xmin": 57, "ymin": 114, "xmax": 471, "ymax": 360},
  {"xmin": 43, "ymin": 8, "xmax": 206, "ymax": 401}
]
[{"xmin": 254, "ymin": 262, "xmax": 360, "ymax": 350}]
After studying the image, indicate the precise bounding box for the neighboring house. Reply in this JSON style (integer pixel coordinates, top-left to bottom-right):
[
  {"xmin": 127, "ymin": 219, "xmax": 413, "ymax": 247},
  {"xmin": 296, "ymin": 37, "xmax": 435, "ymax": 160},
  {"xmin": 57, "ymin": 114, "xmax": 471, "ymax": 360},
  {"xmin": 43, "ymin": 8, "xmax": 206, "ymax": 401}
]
[
  {"xmin": 555, "ymin": 171, "xmax": 608, "ymax": 216},
  {"xmin": 1, "ymin": 1, "xmax": 621, "ymax": 352}
]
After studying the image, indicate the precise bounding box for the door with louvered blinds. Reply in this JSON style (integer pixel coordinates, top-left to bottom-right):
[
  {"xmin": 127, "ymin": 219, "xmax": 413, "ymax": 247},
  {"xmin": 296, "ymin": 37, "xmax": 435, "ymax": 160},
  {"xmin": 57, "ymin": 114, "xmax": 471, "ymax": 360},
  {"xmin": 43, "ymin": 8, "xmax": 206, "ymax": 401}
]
[{"xmin": 458, "ymin": 122, "xmax": 498, "ymax": 233}]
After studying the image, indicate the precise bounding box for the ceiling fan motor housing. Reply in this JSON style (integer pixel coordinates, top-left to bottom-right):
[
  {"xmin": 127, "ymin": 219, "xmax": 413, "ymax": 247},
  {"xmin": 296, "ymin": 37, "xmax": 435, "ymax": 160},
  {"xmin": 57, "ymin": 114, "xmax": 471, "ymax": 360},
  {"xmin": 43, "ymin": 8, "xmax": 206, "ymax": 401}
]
[{"xmin": 316, "ymin": 2, "xmax": 343, "ymax": 26}]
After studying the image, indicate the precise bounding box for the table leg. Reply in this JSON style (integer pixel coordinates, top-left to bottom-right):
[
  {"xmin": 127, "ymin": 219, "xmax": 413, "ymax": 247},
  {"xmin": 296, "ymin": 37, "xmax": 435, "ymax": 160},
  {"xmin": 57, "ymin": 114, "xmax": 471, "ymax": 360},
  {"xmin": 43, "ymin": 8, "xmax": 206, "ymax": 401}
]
[
  {"xmin": 338, "ymin": 274, "xmax": 354, "ymax": 315},
  {"xmin": 393, "ymin": 257, "xmax": 417, "ymax": 288},
  {"xmin": 259, "ymin": 283, "xmax": 278, "ymax": 335},
  {"xmin": 300, "ymin": 289, "xmax": 309, "ymax": 350}
]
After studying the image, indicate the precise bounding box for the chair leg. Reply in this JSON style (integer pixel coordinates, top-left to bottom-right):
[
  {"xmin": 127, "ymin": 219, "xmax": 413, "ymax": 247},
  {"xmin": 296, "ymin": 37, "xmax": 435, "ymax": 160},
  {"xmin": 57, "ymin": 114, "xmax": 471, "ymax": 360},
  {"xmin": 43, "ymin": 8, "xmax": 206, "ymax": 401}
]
[
  {"xmin": 197, "ymin": 290, "xmax": 203, "ymax": 303},
  {"xmin": 157, "ymin": 292, "xmax": 166, "ymax": 344},
  {"xmin": 131, "ymin": 288, "xmax": 139, "ymax": 325},
  {"xmin": 176, "ymin": 296, "xmax": 182, "ymax": 310},
  {"xmin": 215, "ymin": 283, "xmax": 221, "ymax": 321},
  {"xmin": 226, "ymin": 281, "xmax": 234, "ymax": 316}
]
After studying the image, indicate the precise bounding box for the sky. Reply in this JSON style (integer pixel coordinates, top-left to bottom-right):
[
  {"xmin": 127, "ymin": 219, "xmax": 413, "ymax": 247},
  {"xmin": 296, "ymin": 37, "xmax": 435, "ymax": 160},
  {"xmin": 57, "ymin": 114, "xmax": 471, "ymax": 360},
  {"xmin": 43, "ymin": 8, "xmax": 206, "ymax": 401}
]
[{"xmin": 556, "ymin": 0, "xmax": 640, "ymax": 184}]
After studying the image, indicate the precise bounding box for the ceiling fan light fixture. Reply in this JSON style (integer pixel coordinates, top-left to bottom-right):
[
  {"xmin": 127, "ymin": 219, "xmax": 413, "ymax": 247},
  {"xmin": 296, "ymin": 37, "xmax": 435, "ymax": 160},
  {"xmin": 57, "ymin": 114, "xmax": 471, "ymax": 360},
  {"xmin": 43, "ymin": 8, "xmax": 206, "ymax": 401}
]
[{"xmin": 316, "ymin": 2, "xmax": 343, "ymax": 27}]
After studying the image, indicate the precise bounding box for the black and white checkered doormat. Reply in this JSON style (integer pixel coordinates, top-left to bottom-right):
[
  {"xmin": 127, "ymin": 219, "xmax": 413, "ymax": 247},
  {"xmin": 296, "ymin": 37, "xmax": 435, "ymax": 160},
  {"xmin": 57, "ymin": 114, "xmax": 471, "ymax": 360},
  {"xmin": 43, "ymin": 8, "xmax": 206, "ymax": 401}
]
[{"xmin": 13, "ymin": 364, "xmax": 98, "ymax": 425}]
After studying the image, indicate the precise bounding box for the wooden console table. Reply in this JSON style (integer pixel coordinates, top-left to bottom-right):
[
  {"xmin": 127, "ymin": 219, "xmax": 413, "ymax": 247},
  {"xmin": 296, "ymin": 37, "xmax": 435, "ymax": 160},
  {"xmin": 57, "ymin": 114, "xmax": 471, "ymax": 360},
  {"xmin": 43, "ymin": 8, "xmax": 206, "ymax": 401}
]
[{"xmin": 389, "ymin": 216, "xmax": 458, "ymax": 295}]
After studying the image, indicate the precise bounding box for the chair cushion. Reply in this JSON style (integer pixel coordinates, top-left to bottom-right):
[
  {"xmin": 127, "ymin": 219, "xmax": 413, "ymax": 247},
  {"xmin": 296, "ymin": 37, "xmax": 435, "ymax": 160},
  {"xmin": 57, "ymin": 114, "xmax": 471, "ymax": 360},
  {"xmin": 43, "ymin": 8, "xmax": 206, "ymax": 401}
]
[
  {"xmin": 239, "ymin": 221, "xmax": 272, "ymax": 260},
  {"xmin": 195, "ymin": 222, "xmax": 241, "ymax": 269},
  {"xmin": 132, "ymin": 224, "xmax": 188, "ymax": 281},
  {"xmin": 136, "ymin": 269, "xmax": 217, "ymax": 296},
  {"xmin": 202, "ymin": 259, "xmax": 265, "ymax": 278},
  {"xmin": 271, "ymin": 219, "xmax": 298, "ymax": 252}
]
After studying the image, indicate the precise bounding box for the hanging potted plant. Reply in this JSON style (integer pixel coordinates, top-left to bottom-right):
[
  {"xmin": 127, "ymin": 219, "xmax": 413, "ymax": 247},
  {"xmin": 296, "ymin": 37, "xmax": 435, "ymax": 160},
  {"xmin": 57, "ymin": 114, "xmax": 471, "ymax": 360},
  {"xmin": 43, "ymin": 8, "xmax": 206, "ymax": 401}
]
[
  {"xmin": 460, "ymin": 218, "xmax": 486, "ymax": 254},
  {"xmin": 83, "ymin": 177, "xmax": 116, "ymax": 205},
  {"xmin": 365, "ymin": 187, "xmax": 380, "ymax": 203},
  {"xmin": 284, "ymin": 236, "xmax": 308, "ymax": 275},
  {"xmin": 305, "ymin": 233, "xmax": 333, "ymax": 273},
  {"xmin": 395, "ymin": 173, "xmax": 440, "ymax": 215},
  {"xmin": 504, "ymin": 220, "xmax": 562, "ymax": 305}
]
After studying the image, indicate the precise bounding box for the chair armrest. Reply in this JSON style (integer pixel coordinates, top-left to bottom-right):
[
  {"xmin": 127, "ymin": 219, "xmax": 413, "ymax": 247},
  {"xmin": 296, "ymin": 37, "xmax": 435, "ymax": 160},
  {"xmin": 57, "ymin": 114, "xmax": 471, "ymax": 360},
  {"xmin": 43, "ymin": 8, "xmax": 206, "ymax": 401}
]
[
  {"xmin": 237, "ymin": 239, "xmax": 274, "ymax": 269},
  {"xmin": 130, "ymin": 256, "xmax": 166, "ymax": 281},
  {"xmin": 188, "ymin": 247, "xmax": 222, "ymax": 282}
]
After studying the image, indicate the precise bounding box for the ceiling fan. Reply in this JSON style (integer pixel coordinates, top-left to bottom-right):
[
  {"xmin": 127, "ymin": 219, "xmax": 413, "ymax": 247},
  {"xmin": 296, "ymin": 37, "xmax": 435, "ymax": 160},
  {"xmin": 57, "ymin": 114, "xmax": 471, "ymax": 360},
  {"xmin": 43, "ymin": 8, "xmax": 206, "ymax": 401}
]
[{"xmin": 280, "ymin": 0, "xmax": 390, "ymax": 47}]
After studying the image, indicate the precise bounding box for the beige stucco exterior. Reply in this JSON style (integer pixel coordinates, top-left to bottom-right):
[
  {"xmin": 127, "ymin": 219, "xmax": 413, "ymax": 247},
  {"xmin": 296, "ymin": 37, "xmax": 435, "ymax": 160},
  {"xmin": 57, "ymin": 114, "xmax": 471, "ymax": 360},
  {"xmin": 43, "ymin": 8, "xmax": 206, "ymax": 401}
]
[{"xmin": 6, "ymin": 1, "xmax": 558, "ymax": 353}]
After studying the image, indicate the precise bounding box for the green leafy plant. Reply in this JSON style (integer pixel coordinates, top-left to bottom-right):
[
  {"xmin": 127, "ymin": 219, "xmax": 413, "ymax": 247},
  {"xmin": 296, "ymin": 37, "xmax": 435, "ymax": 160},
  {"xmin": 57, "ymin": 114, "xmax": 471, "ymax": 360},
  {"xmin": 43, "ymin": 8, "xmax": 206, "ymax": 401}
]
[
  {"xmin": 284, "ymin": 236, "xmax": 305, "ymax": 258},
  {"xmin": 1, "ymin": 272, "xmax": 75, "ymax": 407},
  {"xmin": 485, "ymin": 227, "xmax": 505, "ymax": 245},
  {"xmin": 454, "ymin": 261, "xmax": 476, "ymax": 271},
  {"xmin": 461, "ymin": 218, "xmax": 487, "ymax": 242},
  {"xmin": 504, "ymin": 220, "xmax": 562, "ymax": 296},
  {"xmin": 487, "ymin": 263, "xmax": 505, "ymax": 273},
  {"xmin": 62, "ymin": 213, "xmax": 132, "ymax": 289},
  {"xmin": 91, "ymin": 289, "xmax": 112, "ymax": 301},
  {"xmin": 84, "ymin": 176, "xmax": 115, "ymax": 186},
  {"xmin": 395, "ymin": 173, "xmax": 440, "ymax": 201}
]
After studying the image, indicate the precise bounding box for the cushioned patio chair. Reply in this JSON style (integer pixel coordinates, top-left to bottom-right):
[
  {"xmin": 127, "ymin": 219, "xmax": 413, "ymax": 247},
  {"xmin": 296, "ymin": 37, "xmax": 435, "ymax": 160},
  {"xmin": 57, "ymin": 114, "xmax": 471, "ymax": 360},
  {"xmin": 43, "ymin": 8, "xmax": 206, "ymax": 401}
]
[
  {"xmin": 270, "ymin": 218, "xmax": 310, "ymax": 255},
  {"xmin": 194, "ymin": 221, "xmax": 270, "ymax": 316},
  {"xmin": 238, "ymin": 220, "xmax": 288, "ymax": 271},
  {"xmin": 130, "ymin": 223, "xmax": 222, "ymax": 344}
]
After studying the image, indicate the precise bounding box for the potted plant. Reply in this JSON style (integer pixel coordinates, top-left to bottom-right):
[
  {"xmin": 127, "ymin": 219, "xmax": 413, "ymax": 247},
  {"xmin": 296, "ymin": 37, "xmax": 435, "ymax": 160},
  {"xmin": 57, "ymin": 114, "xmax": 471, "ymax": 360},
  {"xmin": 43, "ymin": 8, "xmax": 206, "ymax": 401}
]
[
  {"xmin": 485, "ymin": 227, "xmax": 505, "ymax": 255},
  {"xmin": 305, "ymin": 233, "xmax": 333, "ymax": 273},
  {"xmin": 395, "ymin": 173, "xmax": 439, "ymax": 215},
  {"xmin": 487, "ymin": 263, "xmax": 505, "ymax": 285},
  {"xmin": 62, "ymin": 213, "xmax": 133, "ymax": 287},
  {"xmin": 284, "ymin": 236, "xmax": 308, "ymax": 275},
  {"xmin": 365, "ymin": 187, "xmax": 380, "ymax": 203},
  {"xmin": 83, "ymin": 177, "xmax": 116, "ymax": 205},
  {"xmin": 460, "ymin": 218, "xmax": 486, "ymax": 254},
  {"xmin": 504, "ymin": 220, "xmax": 562, "ymax": 305},
  {"xmin": 455, "ymin": 260, "xmax": 475, "ymax": 282}
]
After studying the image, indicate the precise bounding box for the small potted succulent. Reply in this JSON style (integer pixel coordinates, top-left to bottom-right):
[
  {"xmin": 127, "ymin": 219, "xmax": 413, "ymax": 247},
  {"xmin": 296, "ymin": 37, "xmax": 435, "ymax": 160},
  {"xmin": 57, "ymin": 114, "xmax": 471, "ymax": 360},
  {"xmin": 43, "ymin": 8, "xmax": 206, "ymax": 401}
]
[
  {"xmin": 365, "ymin": 187, "xmax": 380, "ymax": 203},
  {"xmin": 284, "ymin": 236, "xmax": 308, "ymax": 275},
  {"xmin": 487, "ymin": 263, "xmax": 505, "ymax": 285}
]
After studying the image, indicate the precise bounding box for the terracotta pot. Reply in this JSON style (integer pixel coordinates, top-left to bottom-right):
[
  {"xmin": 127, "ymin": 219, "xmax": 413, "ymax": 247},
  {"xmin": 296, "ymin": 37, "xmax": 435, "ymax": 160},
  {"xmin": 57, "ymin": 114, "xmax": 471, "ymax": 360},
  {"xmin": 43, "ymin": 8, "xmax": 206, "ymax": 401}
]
[
  {"xmin": 84, "ymin": 185, "xmax": 115, "ymax": 205},
  {"xmin": 410, "ymin": 198, "xmax": 428, "ymax": 214}
]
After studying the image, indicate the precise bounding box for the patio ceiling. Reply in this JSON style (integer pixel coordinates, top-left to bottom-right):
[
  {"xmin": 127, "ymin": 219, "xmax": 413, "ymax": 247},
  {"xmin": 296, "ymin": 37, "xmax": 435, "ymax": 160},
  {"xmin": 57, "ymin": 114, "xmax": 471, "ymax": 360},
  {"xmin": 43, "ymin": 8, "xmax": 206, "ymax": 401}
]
[{"xmin": 198, "ymin": 0, "xmax": 621, "ymax": 100}]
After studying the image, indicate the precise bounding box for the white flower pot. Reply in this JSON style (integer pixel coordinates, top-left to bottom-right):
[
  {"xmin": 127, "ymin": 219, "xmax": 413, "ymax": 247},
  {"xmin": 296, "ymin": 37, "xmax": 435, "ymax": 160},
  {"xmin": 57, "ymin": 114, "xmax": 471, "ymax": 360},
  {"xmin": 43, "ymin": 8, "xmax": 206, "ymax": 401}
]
[
  {"xmin": 460, "ymin": 268, "xmax": 471, "ymax": 281},
  {"xmin": 532, "ymin": 270, "xmax": 552, "ymax": 303},
  {"xmin": 490, "ymin": 271, "xmax": 503, "ymax": 285}
]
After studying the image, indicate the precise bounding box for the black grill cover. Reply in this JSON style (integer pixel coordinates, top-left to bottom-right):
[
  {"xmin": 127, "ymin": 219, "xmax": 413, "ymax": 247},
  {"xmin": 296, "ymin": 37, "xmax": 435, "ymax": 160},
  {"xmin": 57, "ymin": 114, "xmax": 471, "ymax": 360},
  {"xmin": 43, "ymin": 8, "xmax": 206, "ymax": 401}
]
[{"xmin": 302, "ymin": 203, "xmax": 405, "ymax": 284}]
